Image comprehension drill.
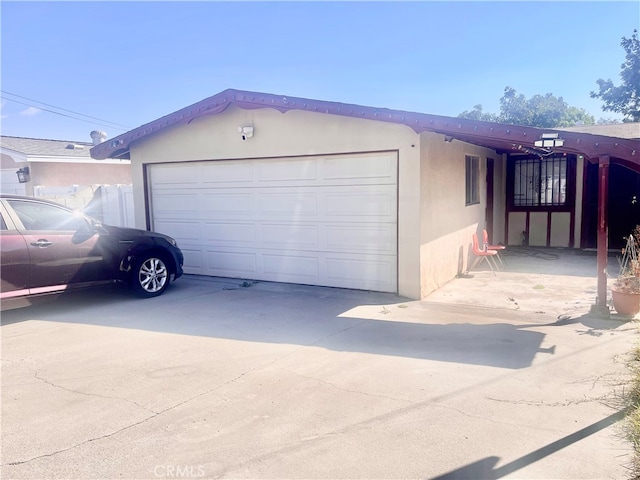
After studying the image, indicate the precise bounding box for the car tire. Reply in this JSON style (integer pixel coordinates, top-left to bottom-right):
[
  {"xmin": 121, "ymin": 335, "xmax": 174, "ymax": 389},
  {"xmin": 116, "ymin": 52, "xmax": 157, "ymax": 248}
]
[{"xmin": 131, "ymin": 254, "xmax": 170, "ymax": 298}]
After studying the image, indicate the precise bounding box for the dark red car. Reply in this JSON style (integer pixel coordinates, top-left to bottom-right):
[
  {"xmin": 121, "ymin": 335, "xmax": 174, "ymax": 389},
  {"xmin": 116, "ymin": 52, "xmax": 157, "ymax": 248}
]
[{"xmin": 1, "ymin": 195, "xmax": 184, "ymax": 310}]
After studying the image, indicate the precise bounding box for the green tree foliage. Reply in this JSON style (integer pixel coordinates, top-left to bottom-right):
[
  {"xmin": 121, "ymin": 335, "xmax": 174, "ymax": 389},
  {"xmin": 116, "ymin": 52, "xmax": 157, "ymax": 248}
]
[
  {"xmin": 458, "ymin": 87, "xmax": 595, "ymax": 128},
  {"xmin": 591, "ymin": 29, "xmax": 640, "ymax": 123},
  {"xmin": 456, "ymin": 104, "xmax": 498, "ymax": 122}
]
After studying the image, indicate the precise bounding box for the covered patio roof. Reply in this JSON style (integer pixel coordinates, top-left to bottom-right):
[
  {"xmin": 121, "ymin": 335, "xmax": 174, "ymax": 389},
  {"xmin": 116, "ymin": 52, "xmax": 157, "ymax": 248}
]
[{"xmin": 90, "ymin": 89, "xmax": 640, "ymax": 171}]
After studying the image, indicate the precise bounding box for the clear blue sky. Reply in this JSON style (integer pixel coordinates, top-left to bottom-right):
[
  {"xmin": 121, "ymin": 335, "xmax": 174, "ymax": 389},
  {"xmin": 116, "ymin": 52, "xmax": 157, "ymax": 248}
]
[{"xmin": 1, "ymin": 1, "xmax": 638, "ymax": 142}]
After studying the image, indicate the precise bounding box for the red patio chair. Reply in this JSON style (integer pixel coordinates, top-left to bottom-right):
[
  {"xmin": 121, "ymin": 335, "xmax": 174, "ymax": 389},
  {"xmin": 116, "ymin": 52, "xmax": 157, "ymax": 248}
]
[
  {"xmin": 470, "ymin": 232, "xmax": 499, "ymax": 275},
  {"xmin": 483, "ymin": 229, "xmax": 506, "ymax": 268}
]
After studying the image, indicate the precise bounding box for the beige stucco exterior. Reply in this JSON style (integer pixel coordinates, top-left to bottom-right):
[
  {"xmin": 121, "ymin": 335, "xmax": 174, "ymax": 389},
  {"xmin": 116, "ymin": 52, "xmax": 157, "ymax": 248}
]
[
  {"xmin": 129, "ymin": 105, "xmax": 502, "ymax": 299},
  {"xmin": 418, "ymin": 132, "xmax": 498, "ymax": 294}
]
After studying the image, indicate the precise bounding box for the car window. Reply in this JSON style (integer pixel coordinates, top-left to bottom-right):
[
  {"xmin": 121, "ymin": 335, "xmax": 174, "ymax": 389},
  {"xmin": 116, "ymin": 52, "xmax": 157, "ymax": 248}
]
[
  {"xmin": 7, "ymin": 200, "xmax": 89, "ymax": 231},
  {"xmin": 0, "ymin": 213, "xmax": 6, "ymax": 231}
]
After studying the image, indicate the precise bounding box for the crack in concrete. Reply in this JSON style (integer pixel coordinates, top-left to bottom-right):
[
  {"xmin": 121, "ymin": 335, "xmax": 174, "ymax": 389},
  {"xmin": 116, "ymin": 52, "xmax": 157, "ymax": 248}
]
[
  {"xmin": 3, "ymin": 354, "xmax": 297, "ymax": 468},
  {"xmin": 428, "ymin": 402, "xmax": 558, "ymax": 431},
  {"xmin": 4, "ymin": 318, "xmax": 368, "ymax": 469},
  {"xmin": 562, "ymin": 372, "xmax": 628, "ymax": 391},
  {"xmin": 33, "ymin": 370, "xmax": 157, "ymax": 414},
  {"xmin": 485, "ymin": 394, "xmax": 612, "ymax": 407},
  {"xmin": 7, "ymin": 319, "xmax": 632, "ymax": 472},
  {"xmin": 3, "ymin": 409, "xmax": 160, "ymax": 467},
  {"xmin": 177, "ymin": 333, "xmax": 640, "ymax": 478}
]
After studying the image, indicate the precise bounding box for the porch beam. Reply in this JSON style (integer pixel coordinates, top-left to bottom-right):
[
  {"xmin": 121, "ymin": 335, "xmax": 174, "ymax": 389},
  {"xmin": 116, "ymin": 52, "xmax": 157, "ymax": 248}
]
[{"xmin": 595, "ymin": 155, "xmax": 610, "ymax": 313}]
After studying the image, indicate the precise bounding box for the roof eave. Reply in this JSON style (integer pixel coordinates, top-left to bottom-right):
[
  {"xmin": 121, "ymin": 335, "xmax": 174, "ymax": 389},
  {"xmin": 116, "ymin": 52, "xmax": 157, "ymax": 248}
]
[{"xmin": 89, "ymin": 89, "xmax": 640, "ymax": 166}]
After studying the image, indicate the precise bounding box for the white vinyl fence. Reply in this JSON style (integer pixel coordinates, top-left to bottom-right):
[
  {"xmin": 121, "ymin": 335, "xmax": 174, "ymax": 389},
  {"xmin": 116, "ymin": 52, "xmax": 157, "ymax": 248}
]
[{"xmin": 33, "ymin": 184, "xmax": 134, "ymax": 227}]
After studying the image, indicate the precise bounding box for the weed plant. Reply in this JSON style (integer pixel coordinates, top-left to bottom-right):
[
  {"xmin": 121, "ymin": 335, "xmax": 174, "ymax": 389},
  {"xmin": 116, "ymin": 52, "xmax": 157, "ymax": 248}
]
[{"xmin": 625, "ymin": 346, "xmax": 640, "ymax": 479}]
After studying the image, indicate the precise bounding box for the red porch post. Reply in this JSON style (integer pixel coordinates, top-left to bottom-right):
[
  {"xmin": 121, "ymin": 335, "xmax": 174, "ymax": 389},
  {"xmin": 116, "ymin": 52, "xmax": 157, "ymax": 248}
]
[{"xmin": 595, "ymin": 155, "xmax": 610, "ymax": 313}]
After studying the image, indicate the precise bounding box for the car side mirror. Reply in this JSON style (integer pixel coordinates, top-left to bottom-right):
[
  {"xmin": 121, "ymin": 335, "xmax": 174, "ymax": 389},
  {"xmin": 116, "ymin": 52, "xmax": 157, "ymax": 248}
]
[{"xmin": 90, "ymin": 218, "xmax": 108, "ymax": 233}]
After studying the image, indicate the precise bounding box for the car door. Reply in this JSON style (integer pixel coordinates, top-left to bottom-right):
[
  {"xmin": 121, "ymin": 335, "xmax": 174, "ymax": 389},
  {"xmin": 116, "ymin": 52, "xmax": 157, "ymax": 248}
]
[
  {"xmin": 5, "ymin": 199, "xmax": 108, "ymax": 293},
  {"xmin": 0, "ymin": 204, "xmax": 31, "ymax": 299}
]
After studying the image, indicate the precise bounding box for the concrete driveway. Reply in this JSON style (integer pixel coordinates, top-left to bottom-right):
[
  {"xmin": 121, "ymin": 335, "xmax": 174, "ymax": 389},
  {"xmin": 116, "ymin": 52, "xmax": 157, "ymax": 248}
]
[{"xmin": 1, "ymin": 255, "xmax": 638, "ymax": 479}]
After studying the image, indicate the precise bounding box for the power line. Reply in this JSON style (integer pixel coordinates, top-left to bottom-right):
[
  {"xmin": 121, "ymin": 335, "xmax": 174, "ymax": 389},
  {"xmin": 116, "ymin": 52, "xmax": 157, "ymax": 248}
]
[
  {"xmin": 1, "ymin": 90, "xmax": 132, "ymax": 129},
  {"xmin": 2, "ymin": 96, "xmax": 129, "ymax": 132},
  {"xmin": 0, "ymin": 90, "xmax": 133, "ymax": 131}
]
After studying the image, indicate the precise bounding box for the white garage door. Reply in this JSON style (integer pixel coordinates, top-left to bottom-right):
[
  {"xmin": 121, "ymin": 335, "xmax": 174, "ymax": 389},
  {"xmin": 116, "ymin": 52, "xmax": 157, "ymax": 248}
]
[{"xmin": 149, "ymin": 152, "xmax": 398, "ymax": 292}]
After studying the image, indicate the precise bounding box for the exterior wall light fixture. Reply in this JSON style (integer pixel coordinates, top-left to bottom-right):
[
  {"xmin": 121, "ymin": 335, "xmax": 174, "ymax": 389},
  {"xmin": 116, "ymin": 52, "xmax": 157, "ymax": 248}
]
[
  {"xmin": 16, "ymin": 167, "xmax": 30, "ymax": 183},
  {"xmin": 534, "ymin": 133, "xmax": 564, "ymax": 148}
]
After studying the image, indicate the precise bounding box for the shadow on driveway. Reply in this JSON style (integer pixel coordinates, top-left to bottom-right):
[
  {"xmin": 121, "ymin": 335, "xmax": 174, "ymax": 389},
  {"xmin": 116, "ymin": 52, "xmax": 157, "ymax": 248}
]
[
  {"xmin": 430, "ymin": 407, "xmax": 629, "ymax": 479},
  {"xmin": 3, "ymin": 274, "xmax": 622, "ymax": 370}
]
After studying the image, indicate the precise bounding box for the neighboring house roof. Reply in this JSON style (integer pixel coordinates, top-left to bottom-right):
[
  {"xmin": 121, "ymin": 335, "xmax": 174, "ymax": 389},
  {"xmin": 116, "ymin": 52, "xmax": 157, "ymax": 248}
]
[
  {"xmin": 1, "ymin": 136, "xmax": 130, "ymax": 164},
  {"xmin": 558, "ymin": 123, "xmax": 640, "ymax": 139},
  {"xmin": 90, "ymin": 88, "xmax": 640, "ymax": 169}
]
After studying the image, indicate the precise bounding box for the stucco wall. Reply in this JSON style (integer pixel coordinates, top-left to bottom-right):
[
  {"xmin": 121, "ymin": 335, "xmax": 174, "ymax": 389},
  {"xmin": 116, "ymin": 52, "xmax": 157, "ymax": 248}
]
[{"xmin": 418, "ymin": 132, "xmax": 497, "ymax": 297}]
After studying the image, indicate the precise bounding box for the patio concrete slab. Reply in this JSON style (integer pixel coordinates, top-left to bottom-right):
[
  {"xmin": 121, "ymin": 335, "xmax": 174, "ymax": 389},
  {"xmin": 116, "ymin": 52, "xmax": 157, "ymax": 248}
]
[{"xmin": 1, "ymin": 249, "xmax": 638, "ymax": 479}]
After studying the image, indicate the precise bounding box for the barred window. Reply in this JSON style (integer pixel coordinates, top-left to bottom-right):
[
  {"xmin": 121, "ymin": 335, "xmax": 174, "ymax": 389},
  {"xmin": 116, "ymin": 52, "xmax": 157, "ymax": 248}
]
[
  {"xmin": 513, "ymin": 157, "xmax": 567, "ymax": 207},
  {"xmin": 465, "ymin": 155, "xmax": 480, "ymax": 206}
]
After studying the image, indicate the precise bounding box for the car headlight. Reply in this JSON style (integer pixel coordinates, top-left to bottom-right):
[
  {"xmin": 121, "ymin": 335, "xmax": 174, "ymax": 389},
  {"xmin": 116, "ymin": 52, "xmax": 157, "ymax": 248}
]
[{"xmin": 167, "ymin": 237, "xmax": 178, "ymax": 247}]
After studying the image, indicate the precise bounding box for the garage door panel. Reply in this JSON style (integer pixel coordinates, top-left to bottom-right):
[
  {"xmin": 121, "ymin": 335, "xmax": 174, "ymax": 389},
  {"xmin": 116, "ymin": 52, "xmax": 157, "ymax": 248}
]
[
  {"xmin": 257, "ymin": 159, "xmax": 317, "ymax": 182},
  {"xmin": 259, "ymin": 192, "xmax": 318, "ymax": 216},
  {"xmin": 207, "ymin": 250, "xmax": 257, "ymax": 275},
  {"xmin": 202, "ymin": 193, "xmax": 254, "ymax": 215},
  {"xmin": 202, "ymin": 222, "xmax": 256, "ymax": 245},
  {"xmin": 325, "ymin": 190, "xmax": 396, "ymax": 218},
  {"xmin": 262, "ymin": 224, "xmax": 319, "ymax": 249},
  {"xmin": 153, "ymin": 220, "xmax": 202, "ymax": 243},
  {"xmin": 180, "ymin": 248, "xmax": 205, "ymax": 274},
  {"xmin": 323, "ymin": 154, "xmax": 396, "ymax": 181},
  {"xmin": 263, "ymin": 254, "xmax": 320, "ymax": 281},
  {"xmin": 150, "ymin": 152, "xmax": 398, "ymax": 292},
  {"xmin": 154, "ymin": 187, "xmax": 395, "ymax": 222},
  {"xmin": 201, "ymin": 162, "xmax": 253, "ymax": 184},
  {"xmin": 152, "ymin": 193, "xmax": 201, "ymax": 219},
  {"xmin": 150, "ymin": 164, "xmax": 200, "ymax": 188}
]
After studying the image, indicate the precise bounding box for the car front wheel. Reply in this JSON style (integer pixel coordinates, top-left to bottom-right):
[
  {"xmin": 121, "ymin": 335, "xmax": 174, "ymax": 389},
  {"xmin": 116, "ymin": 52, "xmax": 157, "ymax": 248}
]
[{"xmin": 132, "ymin": 254, "xmax": 170, "ymax": 297}]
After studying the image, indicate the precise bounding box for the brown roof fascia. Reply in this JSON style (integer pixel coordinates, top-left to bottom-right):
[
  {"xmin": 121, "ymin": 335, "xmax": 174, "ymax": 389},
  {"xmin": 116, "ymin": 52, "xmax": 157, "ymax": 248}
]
[{"xmin": 90, "ymin": 89, "xmax": 640, "ymax": 168}]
